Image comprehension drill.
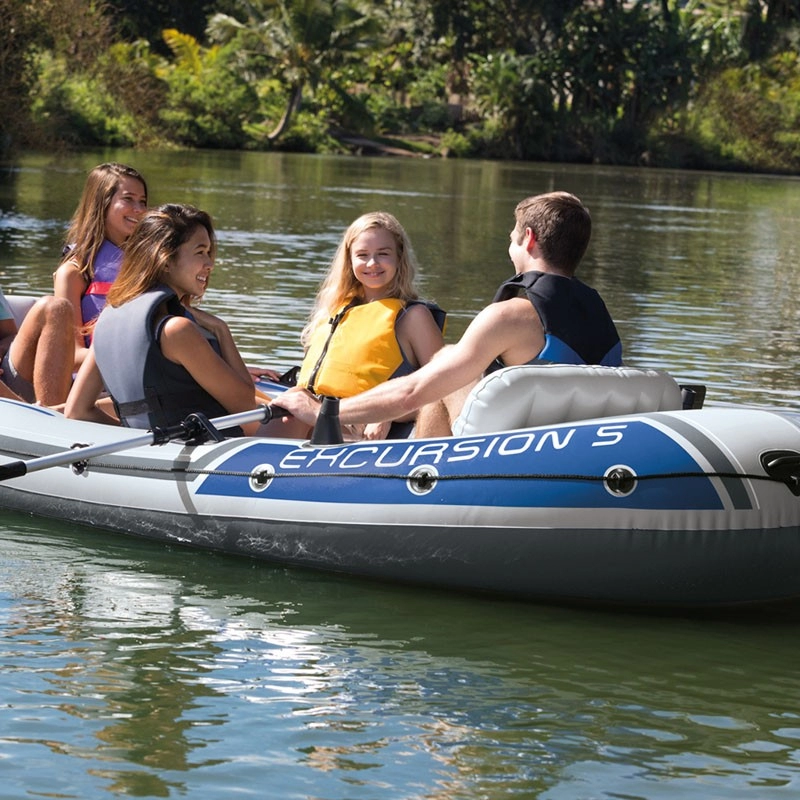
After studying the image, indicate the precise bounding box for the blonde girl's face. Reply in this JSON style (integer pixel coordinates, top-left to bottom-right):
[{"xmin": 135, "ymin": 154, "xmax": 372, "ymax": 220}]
[
  {"xmin": 104, "ymin": 176, "xmax": 148, "ymax": 247},
  {"xmin": 164, "ymin": 226, "xmax": 214, "ymax": 301},
  {"xmin": 350, "ymin": 227, "xmax": 399, "ymax": 301}
]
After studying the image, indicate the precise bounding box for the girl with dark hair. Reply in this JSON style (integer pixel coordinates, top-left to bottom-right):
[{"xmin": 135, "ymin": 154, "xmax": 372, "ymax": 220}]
[
  {"xmin": 53, "ymin": 162, "xmax": 148, "ymax": 368},
  {"xmin": 65, "ymin": 204, "xmax": 261, "ymax": 436}
]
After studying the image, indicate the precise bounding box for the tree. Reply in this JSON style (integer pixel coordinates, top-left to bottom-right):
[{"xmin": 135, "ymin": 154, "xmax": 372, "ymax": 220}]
[
  {"xmin": 207, "ymin": 0, "xmax": 385, "ymax": 141},
  {"xmin": 0, "ymin": 0, "xmax": 41, "ymax": 151},
  {"xmin": 156, "ymin": 29, "xmax": 259, "ymax": 148},
  {"xmin": 103, "ymin": 0, "xmax": 224, "ymax": 52},
  {"xmin": 741, "ymin": 0, "xmax": 800, "ymax": 60}
]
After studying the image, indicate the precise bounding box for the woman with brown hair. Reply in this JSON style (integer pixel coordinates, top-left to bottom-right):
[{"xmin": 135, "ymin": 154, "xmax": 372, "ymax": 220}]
[
  {"xmin": 65, "ymin": 204, "xmax": 261, "ymax": 436},
  {"xmin": 53, "ymin": 162, "xmax": 148, "ymax": 368}
]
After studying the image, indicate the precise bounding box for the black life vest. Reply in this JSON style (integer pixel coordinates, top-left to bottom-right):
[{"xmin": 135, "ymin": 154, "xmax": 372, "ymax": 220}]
[{"xmin": 488, "ymin": 270, "xmax": 622, "ymax": 373}]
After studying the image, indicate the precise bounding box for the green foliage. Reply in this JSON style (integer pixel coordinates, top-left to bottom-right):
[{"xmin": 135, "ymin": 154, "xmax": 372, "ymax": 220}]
[
  {"xmin": 29, "ymin": 52, "xmax": 140, "ymax": 147},
  {"xmin": 468, "ymin": 50, "xmax": 558, "ymax": 160},
  {"xmin": 208, "ymin": 0, "xmax": 385, "ymax": 140},
  {"xmin": 102, "ymin": 42, "xmax": 170, "ymax": 144},
  {"xmin": 271, "ymin": 108, "xmax": 344, "ymax": 153},
  {"xmin": 679, "ymin": 50, "xmax": 800, "ymax": 172},
  {"xmin": 363, "ymin": 55, "xmax": 453, "ymax": 136},
  {"xmin": 550, "ymin": 1, "xmax": 698, "ymax": 163},
  {"xmin": 439, "ymin": 129, "xmax": 472, "ymax": 157},
  {"xmin": 156, "ymin": 31, "xmax": 259, "ymax": 148},
  {"xmin": 455, "ymin": 0, "xmax": 702, "ymax": 164},
  {"xmin": 104, "ymin": 0, "xmax": 222, "ymax": 53},
  {"xmin": 678, "ymin": 0, "xmax": 747, "ymax": 70},
  {"xmin": 5, "ymin": 0, "xmax": 800, "ymax": 173},
  {"xmin": 241, "ymin": 78, "xmax": 346, "ymax": 152},
  {"xmin": 0, "ymin": 0, "xmax": 42, "ymax": 151},
  {"xmin": 19, "ymin": 1, "xmax": 169, "ymax": 149}
]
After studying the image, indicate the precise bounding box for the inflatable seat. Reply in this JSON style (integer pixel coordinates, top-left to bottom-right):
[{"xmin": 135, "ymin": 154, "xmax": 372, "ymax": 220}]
[
  {"xmin": 5, "ymin": 294, "xmax": 38, "ymax": 329},
  {"xmin": 452, "ymin": 364, "xmax": 683, "ymax": 436}
]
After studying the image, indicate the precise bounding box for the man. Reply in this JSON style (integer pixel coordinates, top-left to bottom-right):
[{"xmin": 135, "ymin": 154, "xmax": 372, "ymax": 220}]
[
  {"xmin": 276, "ymin": 191, "xmax": 621, "ymax": 437},
  {"xmin": 0, "ymin": 288, "xmax": 74, "ymax": 405}
]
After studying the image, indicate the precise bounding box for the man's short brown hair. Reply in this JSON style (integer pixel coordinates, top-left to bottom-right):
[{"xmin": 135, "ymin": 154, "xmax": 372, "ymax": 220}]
[{"xmin": 514, "ymin": 191, "xmax": 591, "ymax": 275}]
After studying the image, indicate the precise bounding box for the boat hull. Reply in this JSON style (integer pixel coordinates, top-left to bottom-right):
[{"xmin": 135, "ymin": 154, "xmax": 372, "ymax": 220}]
[{"xmin": 2, "ymin": 398, "xmax": 800, "ymax": 606}]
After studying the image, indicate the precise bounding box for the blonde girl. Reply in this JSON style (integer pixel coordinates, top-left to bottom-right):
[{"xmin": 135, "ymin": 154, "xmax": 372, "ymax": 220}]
[{"xmin": 288, "ymin": 212, "xmax": 445, "ymax": 440}]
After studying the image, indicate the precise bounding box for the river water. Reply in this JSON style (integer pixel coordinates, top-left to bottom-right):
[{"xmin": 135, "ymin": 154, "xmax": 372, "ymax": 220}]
[{"xmin": 1, "ymin": 150, "xmax": 800, "ymax": 798}]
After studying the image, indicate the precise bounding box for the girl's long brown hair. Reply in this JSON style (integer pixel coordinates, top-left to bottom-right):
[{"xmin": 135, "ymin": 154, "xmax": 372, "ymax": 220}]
[{"xmin": 60, "ymin": 162, "xmax": 148, "ymax": 280}]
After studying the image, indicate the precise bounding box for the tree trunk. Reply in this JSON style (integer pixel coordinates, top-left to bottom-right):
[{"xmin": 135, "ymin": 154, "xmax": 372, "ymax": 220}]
[{"xmin": 267, "ymin": 82, "xmax": 304, "ymax": 141}]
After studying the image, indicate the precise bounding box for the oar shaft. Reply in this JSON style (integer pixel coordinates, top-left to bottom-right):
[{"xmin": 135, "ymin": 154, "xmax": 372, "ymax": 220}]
[
  {"xmin": 0, "ymin": 430, "xmax": 158, "ymax": 480},
  {"xmin": 0, "ymin": 404, "xmax": 278, "ymax": 482},
  {"xmin": 203, "ymin": 405, "xmax": 279, "ymax": 432}
]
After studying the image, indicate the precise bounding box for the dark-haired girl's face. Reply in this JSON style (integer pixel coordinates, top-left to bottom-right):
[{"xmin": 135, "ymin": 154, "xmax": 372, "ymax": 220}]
[
  {"xmin": 165, "ymin": 226, "xmax": 214, "ymax": 301},
  {"xmin": 105, "ymin": 176, "xmax": 147, "ymax": 246}
]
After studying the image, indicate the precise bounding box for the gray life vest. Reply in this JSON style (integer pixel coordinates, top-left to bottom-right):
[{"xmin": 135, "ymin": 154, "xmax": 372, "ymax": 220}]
[{"xmin": 93, "ymin": 285, "xmax": 237, "ymax": 434}]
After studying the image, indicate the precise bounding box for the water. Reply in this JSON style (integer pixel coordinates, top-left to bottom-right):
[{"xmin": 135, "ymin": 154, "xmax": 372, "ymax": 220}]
[
  {"xmin": 2, "ymin": 150, "xmax": 800, "ymax": 798},
  {"xmin": 4, "ymin": 151, "xmax": 800, "ymax": 407},
  {"xmin": 3, "ymin": 515, "xmax": 800, "ymax": 798}
]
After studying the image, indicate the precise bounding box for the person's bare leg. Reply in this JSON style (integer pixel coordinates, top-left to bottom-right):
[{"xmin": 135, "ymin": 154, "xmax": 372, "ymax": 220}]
[
  {"xmin": 9, "ymin": 297, "xmax": 74, "ymax": 406},
  {"xmin": 414, "ymin": 382, "xmax": 475, "ymax": 438},
  {"xmin": 0, "ymin": 379, "xmax": 23, "ymax": 401},
  {"xmin": 256, "ymin": 414, "xmax": 312, "ymax": 439},
  {"xmin": 414, "ymin": 399, "xmax": 452, "ymax": 438},
  {"xmin": 32, "ymin": 298, "xmax": 74, "ymax": 405}
]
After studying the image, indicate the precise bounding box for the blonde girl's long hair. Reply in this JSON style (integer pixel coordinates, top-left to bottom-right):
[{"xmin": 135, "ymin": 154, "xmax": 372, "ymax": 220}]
[
  {"xmin": 61, "ymin": 163, "xmax": 148, "ymax": 280},
  {"xmin": 107, "ymin": 204, "xmax": 216, "ymax": 308},
  {"xmin": 300, "ymin": 211, "xmax": 420, "ymax": 347}
]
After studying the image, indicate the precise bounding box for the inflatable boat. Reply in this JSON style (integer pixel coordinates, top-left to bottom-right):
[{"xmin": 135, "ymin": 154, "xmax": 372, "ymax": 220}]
[{"xmin": 3, "ymin": 296, "xmax": 800, "ymax": 607}]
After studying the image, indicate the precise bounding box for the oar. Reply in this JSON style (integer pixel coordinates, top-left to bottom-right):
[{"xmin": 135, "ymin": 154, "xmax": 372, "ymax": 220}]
[{"xmin": 0, "ymin": 403, "xmax": 285, "ymax": 482}]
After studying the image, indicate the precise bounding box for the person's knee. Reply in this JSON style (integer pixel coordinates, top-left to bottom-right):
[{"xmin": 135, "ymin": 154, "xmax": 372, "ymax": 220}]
[
  {"xmin": 38, "ymin": 296, "xmax": 72, "ymax": 322},
  {"xmin": 31, "ymin": 296, "xmax": 73, "ymax": 339}
]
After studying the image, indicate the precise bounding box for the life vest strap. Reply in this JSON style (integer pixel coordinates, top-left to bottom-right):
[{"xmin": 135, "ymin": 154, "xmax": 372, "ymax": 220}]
[{"xmin": 85, "ymin": 281, "xmax": 113, "ymax": 296}]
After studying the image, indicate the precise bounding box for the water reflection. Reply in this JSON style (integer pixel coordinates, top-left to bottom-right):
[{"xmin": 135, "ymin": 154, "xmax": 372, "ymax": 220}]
[
  {"xmin": 3, "ymin": 151, "xmax": 800, "ymax": 796},
  {"xmin": 2, "ymin": 513, "xmax": 800, "ymax": 798}
]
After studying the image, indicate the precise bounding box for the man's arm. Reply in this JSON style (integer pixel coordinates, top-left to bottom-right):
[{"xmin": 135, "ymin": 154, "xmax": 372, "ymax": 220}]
[{"xmin": 278, "ymin": 299, "xmax": 538, "ymax": 427}]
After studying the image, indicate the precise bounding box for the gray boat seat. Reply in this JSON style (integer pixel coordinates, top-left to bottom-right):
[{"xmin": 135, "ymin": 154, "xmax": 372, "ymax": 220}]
[
  {"xmin": 452, "ymin": 364, "xmax": 683, "ymax": 436},
  {"xmin": 4, "ymin": 294, "xmax": 38, "ymax": 329}
]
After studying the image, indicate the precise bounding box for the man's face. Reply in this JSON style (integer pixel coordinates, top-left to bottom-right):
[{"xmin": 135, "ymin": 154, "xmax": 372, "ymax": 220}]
[{"xmin": 508, "ymin": 223, "xmax": 528, "ymax": 272}]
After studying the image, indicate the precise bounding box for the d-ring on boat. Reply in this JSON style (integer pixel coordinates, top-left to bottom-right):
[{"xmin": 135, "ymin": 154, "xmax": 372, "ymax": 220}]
[{"xmin": 2, "ymin": 296, "xmax": 800, "ymax": 607}]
